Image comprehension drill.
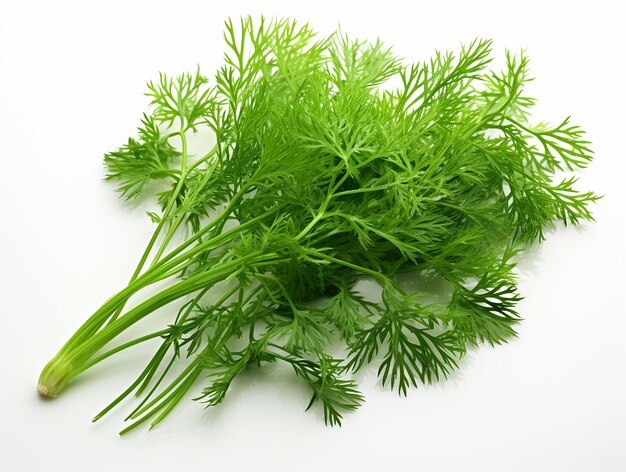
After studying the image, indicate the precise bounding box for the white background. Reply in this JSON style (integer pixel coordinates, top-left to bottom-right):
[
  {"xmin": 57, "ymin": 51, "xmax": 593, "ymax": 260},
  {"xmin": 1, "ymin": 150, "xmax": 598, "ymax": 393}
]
[{"xmin": 1, "ymin": 0, "xmax": 625, "ymax": 471}]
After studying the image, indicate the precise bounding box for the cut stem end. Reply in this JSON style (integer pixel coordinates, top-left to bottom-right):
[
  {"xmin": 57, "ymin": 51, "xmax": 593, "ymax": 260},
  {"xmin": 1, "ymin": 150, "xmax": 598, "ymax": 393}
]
[
  {"xmin": 37, "ymin": 382, "xmax": 57, "ymax": 398},
  {"xmin": 38, "ymin": 354, "xmax": 74, "ymax": 398}
]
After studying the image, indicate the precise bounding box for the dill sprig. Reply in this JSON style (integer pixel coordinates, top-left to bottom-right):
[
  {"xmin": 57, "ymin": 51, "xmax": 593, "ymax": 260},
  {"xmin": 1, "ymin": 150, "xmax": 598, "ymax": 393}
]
[{"xmin": 38, "ymin": 16, "xmax": 597, "ymax": 433}]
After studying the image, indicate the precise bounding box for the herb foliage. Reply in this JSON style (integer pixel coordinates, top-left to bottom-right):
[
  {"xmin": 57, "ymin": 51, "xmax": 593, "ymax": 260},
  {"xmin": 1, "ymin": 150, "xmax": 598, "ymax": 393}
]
[{"xmin": 38, "ymin": 17, "xmax": 597, "ymax": 433}]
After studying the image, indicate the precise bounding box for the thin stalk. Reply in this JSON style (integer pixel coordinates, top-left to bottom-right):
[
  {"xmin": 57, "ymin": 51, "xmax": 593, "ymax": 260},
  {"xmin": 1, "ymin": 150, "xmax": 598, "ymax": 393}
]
[
  {"xmin": 132, "ymin": 287, "xmax": 212, "ymax": 399},
  {"xmin": 92, "ymin": 361, "xmax": 156, "ymax": 423},
  {"xmin": 119, "ymin": 364, "xmax": 202, "ymax": 435},
  {"xmin": 148, "ymin": 213, "xmax": 185, "ymax": 267},
  {"xmin": 121, "ymin": 283, "xmax": 265, "ymax": 432},
  {"xmin": 124, "ymin": 356, "xmax": 202, "ymax": 423},
  {"xmin": 105, "ymin": 135, "xmax": 211, "ymax": 325},
  {"xmin": 72, "ymin": 329, "xmax": 170, "ymax": 377},
  {"xmin": 128, "ymin": 352, "xmax": 178, "ymax": 419}
]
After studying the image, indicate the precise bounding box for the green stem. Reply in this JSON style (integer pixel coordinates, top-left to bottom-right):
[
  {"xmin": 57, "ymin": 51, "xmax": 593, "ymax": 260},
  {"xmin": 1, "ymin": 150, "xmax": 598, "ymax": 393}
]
[
  {"xmin": 72, "ymin": 329, "xmax": 170, "ymax": 377},
  {"xmin": 105, "ymin": 133, "xmax": 206, "ymax": 325},
  {"xmin": 42, "ymin": 205, "xmax": 272, "ymax": 378},
  {"xmin": 37, "ymin": 252, "xmax": 281, "ymax": 397},
  {"xmin": 304, "ymin": 249, "xmax": 388, "ymax": 282},
  {"xmin": 119, "ymin": 358, "xmax": 202, "ymax": 435},
  {"xmin": 149, "ymin": 213, "xmax": 185, "ymax": 267}
]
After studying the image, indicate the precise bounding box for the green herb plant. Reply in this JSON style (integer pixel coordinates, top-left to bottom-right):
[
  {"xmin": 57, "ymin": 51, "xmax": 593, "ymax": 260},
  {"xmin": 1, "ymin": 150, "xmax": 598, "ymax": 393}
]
[{"xmin": 38, "ymin": 17, "xmax": 597, "ymax": 433}]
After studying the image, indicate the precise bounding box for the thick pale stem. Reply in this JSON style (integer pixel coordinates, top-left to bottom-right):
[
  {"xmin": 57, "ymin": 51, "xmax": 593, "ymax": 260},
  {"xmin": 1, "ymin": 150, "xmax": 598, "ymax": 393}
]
[
  {"xmin": 37, "ymin": 252, "xmax": 279, "ymax": 397},
  {"xmin": 38, "ymin": 355, "xmax": 73, "ymax": 397},
  {"xmin": 36, "ymin": 211, "xmax": 256, "ymax": 390}
]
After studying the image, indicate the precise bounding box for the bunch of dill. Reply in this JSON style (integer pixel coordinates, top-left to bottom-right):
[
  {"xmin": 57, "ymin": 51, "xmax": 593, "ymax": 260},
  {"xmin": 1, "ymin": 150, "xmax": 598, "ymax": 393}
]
[{"xmin": 38, "ymin": 17, "xmax": 597, "ymax": 433}]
